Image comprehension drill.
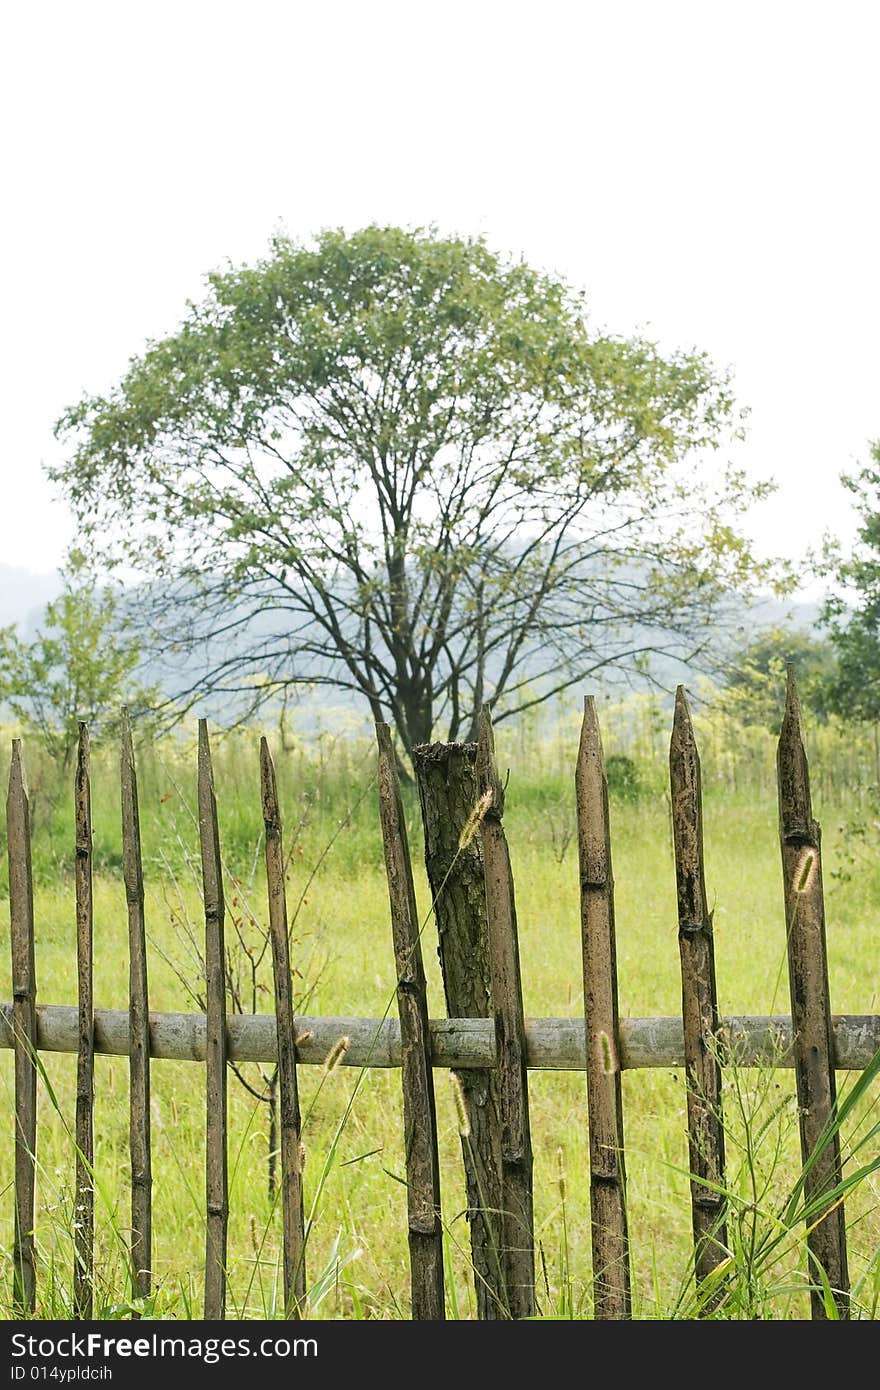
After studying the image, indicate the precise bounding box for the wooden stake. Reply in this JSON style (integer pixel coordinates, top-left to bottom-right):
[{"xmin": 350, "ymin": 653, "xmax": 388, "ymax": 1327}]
[
  {"xmin": 198, "ymin": 720, "xmax": 228, "ymax": 1319},
  {"xmin": 7, "ymin": 740, "xmax": 37, "ymax": 1313},
  {"xmin": 477, "ymin": 706, "xmax": 535, "ymax": 1319},
  {"xmin": 669, "ymin": 687, "xmax": 727, "ymax": 1291},
  {"xmin": 260, "ymin": 737, "xmax": 307, "ymax": 1317},
  {"xmin": 777, "ymin": 669, "xmax": 849, "ymax": 1319},
  {"xmin": 121, "ymin": 712, "xmax": 152, "ymax": 1301},
  {"xmin": 74, "ymin": 724, "xmax": 95, "ymax": 1320},
  {"xmin": 576, "ymin": 696, "xmax": 631, "ymax": 1319},
  {"xmin": 376, "ymin": 723, "xmax": 445, "ymax": 1319}
]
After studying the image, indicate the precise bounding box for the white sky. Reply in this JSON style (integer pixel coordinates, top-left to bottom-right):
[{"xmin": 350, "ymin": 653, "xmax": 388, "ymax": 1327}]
[{"xmin": 2, "ymin": 0, "xmax": 878, "ymax": 601}]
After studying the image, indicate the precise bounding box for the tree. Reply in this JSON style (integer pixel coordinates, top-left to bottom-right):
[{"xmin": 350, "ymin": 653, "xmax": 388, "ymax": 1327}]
[
  {"xmin": 0, "ymin": 557, "xmax": 159, "ymax": 770},
  {"xmin": 52, "ymin": 225, "xmax": 774, "ymax": 760},
  {"xmin": 820, "ymin": 440, "xmax": 880, "ymax": 723},
  {"xmin": 714, "ymin": 626, "xmax": 836, "ymax": 732}
]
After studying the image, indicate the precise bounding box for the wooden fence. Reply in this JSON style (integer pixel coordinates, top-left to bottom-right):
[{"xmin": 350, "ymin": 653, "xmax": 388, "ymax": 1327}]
[{"xmin": 2, "ymin": 673, "xmax": 879, "ymax": 1321}]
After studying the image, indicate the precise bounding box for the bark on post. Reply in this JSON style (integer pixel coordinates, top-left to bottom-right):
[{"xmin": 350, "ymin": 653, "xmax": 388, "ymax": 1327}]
[
  {"xmin": 777, "ymin": 669, "xmax": 849, "ymax": 1319},
  {"xmin": 669, "ymin": 687, "xmax": 728, "ymax": 1291},
  {"xmin": 260, "ymin": 738, "xmax": 307, "ymax": 1317},
  {"xmin": 575, "ymin": 697, "xmax": 631, "ymax": 1319},
  {"xmin": 376, "ymin": 723, "xmax": 445, "ymax": 1320},
  {"xmin": 476, "ymin": 707, "xmax": 535, "ymax": 1319},
  {"xmin": 7, "ymin": 740, "xmax": 37, "ymax": 1314},
  {"xmin": 74, "ymin": 724, "xmax": 95, "ymax": 1320},
  {"xmin": 412, "ymin": 741, "xmax": 506, "ymax": 1319},
  {"xmin": 198, "ymin": 720, "xmax": 228, "ymax": 1320},
  {"xmin": 121, "ymin": 713, "xmax": 152, "ymax": 1301}
]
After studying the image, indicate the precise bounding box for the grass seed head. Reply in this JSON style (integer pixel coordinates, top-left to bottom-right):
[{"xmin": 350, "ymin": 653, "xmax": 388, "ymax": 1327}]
[
  {"xmin": 556, "ymin": 1146, "xmax": 566, "ymax": 1202},
  {"xmin": 323, "ymin": 1034, "xmax": 350, "ymax": 1073},
  {"xmin": 598, "ymin": 1030, "xmax": 616, "ymax": 1076},
  {"xmin": 458, "ymin": 789, "xmax": 494, "ymax": 849},
  {"xmin": 451, "ymin": 1072, "xmax": 471, "ymax": 1137}
]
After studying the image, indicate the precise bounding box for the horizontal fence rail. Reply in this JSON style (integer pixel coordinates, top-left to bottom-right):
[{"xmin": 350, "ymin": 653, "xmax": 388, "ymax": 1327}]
[{"xmin": 3, "ymin": 1004, "xmax": 879, "ymax": 1071}]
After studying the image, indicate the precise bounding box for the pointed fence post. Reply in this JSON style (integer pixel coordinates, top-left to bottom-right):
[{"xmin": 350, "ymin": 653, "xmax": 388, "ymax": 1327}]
[
  {"xmin": 476, "ymin": 706, "xmax": 535, "ymax": 1319},
  {"xmin": 260, "ymin": 737, "xmax": 307, "ymax": 1317},
  {"xmin": 669, "ymin": 687, "xmax": 728, "ymax": 1292},
  {"xmin": 74, "ymin": 724, "xmax": 95, "ymax": 1320},
  {"xmin": 199, "ymin": 720, "xmax": 228, "ymax": 1319},
  {"xmin": 8, "ymin": 740, "xmax": 38, "ymax": 1314},
  {"xmin": 376, "ymin": 723, "xmax": 445, "ymax": 1320},
  {"xmin": 121, "ymin": 713, "xmax": 152, "ymax": 1301},
  {"xmin": 575, "ymin": 696, "xmax": 631, "ymax": 1319},
  {"xmin": 777, "ymin": 669, "xmax": 849, "ymax": 1319}
]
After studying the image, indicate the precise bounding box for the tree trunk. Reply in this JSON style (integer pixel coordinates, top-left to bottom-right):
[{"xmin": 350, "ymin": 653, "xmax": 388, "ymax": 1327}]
[{"xmin": 412, "ymin": 741, "xmax": 507, "ymax": 1319}]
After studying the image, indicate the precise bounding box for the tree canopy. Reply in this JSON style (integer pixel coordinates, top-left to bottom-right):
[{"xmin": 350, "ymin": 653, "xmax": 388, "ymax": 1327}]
[
  {"xmin": 713, "ymin": 626, "xmax": 835, "ymax": 732},
  {"xmin": 53, "ymin": 225, "xmax": 773, "ymax": 756},
  {"xmin": 821, "ymin": 440, "xmax": 880, "ymax": 723},
  {"xmin": 0, "ymin": 557, "xmax": 158, "ymax": 770}
]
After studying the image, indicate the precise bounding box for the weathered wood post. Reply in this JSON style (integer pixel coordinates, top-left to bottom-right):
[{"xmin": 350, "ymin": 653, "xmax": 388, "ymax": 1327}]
[
  {"xmin": 8, "ymin": 740, "xmax": 37, "ymax": 1314},
  {"xmin": 74, "ymin": 723, "xmax": 95, "ymax": 1320},
  {"xmin": 669, "ymin": 687, "xmax": 728, "ymax": 1293},
  {"xmin": 260, "ymin": 737, "xmax": 307, "ymax": 1317},
  {"xmin": 121, "ymin": 713, "xmax": 152, "ymax": 1302},
  {"xmin": 576, "ymin": 697, "xmax": 631, "ymax": 1318},
  {"xmin": 376, "ymin": 723, "xmax": 445, "ymax": 1319},
  {"xmin": 412, "ymin": 741, "xmax": 506, "ymax": 1319},
  {"xmin": 476, "ymin": 706, "xmax": 535, "ymax": 1318},
  {"xmin": 777, "ymin": 669, "xmax": 849, "ymax": 1318},
  {"xmin": 198, "ymin": 720, "xmax": 229, "ymax": 1319}
]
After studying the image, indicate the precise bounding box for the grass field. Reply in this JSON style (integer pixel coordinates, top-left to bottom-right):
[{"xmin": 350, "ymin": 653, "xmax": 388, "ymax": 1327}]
[{"xmin": 1, "ymin": 700, "xmax": 879, "ymax": 1320}]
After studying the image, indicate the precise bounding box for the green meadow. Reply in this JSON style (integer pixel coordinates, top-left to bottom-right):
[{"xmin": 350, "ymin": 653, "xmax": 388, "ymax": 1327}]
[{"xmin": 2, "ymin": 695, "xmax": 879, "ymax": 1319}]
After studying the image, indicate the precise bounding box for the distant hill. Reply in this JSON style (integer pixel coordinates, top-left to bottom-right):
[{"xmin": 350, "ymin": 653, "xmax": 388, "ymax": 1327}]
[{"xmin": 0, "ymin": 562, "xmax": 830, "ymax": 734}]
